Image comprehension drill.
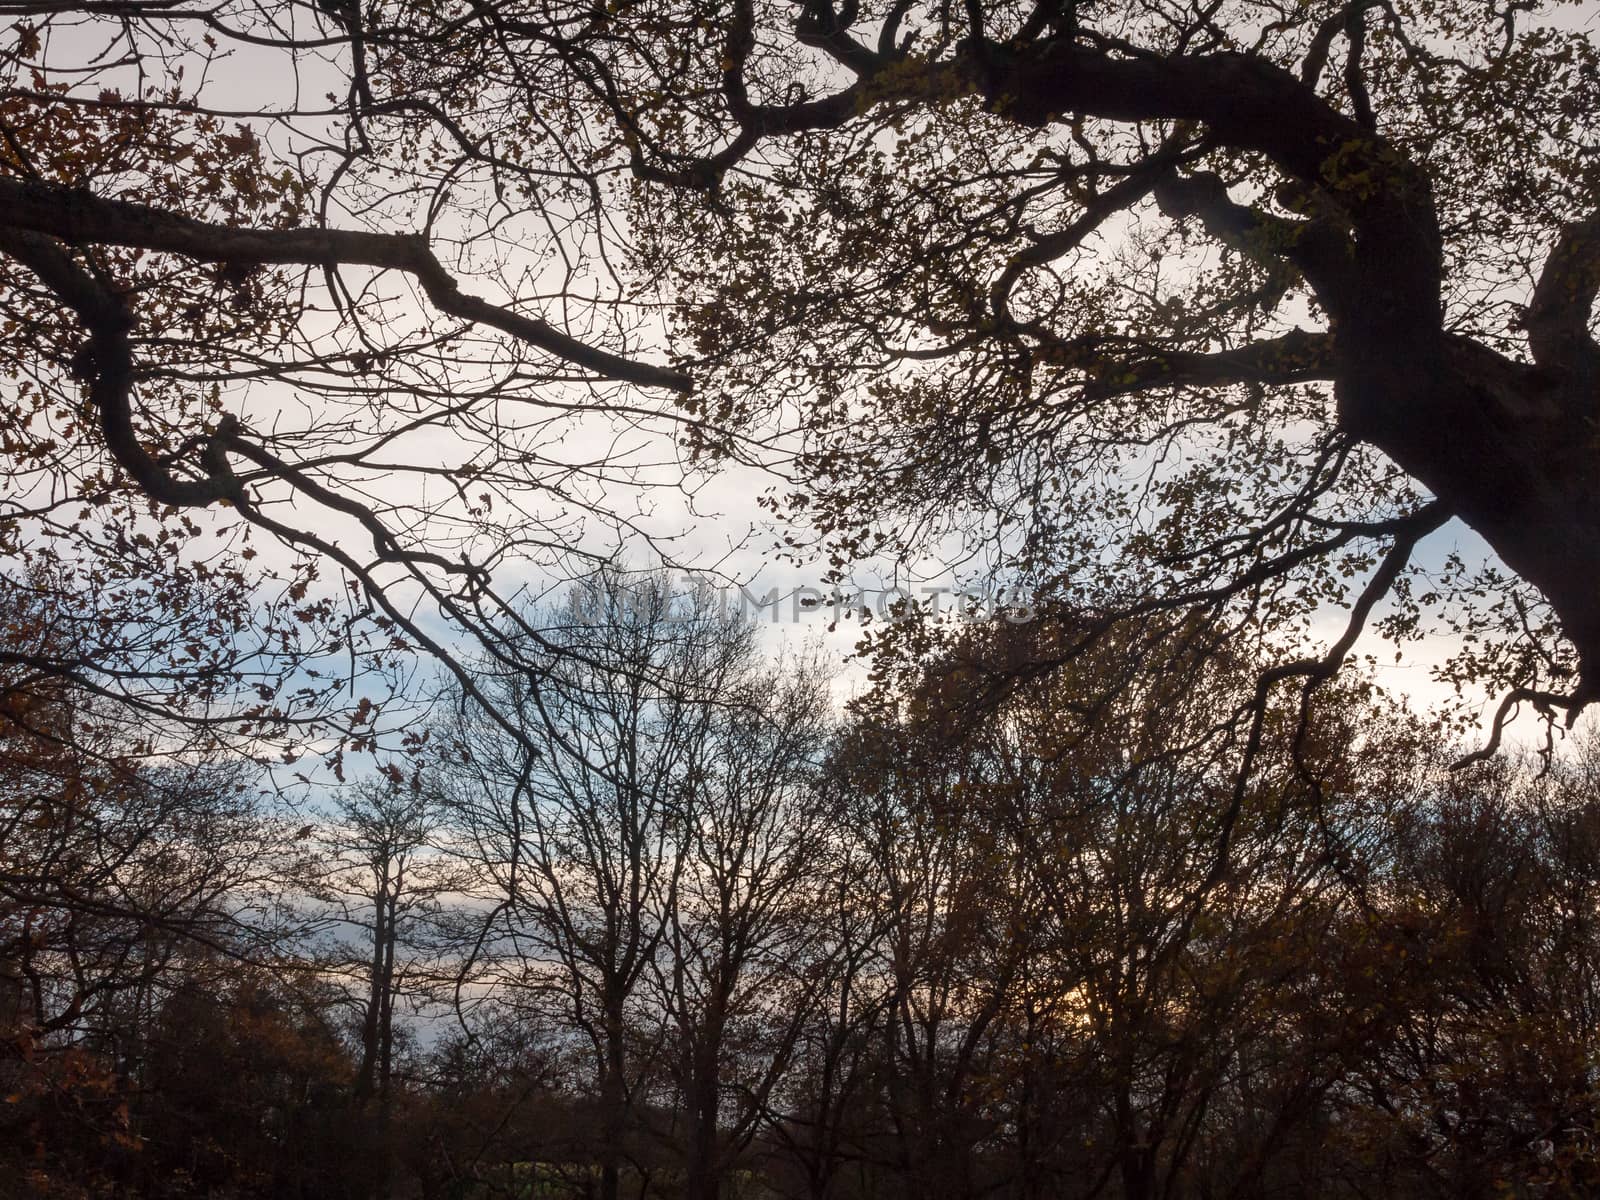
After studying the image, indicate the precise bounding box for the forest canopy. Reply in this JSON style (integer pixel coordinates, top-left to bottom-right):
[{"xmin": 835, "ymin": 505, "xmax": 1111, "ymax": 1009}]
[
  {"xmin": 7, "ymin": 572, "xmax": 1600, "ymax": 1199},
  {"xmin": 0, "ymin": 0, "xmax": 1595, "ymax": 748}
]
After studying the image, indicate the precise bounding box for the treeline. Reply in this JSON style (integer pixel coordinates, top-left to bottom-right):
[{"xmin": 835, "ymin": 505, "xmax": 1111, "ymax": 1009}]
[{"xmin": 5, "ymin": 573, "xmax": 1600, "ymax": 1200}]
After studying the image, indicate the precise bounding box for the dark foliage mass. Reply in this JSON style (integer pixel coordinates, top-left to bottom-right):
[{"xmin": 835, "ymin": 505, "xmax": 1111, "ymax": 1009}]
[
  {"xmin": 2, "ymin": 1, "xmax": 1598, "ymax": 1198},
  {"xmin": 7, "ymin": 575, "xmax": 1600, "ymax": 1200},
  {"xmin": 0, "ymin": 0, "xmax": 1596, "ymax": 752}
]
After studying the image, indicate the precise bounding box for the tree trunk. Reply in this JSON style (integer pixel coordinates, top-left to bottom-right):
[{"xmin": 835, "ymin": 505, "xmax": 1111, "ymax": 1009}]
[
  {"xmin": 374, "ymin": 888, "xmax": 399, "ymax": 1200},
  {"xmin": 683, "ymin": 1021, "xmax": 726, "ymax": 1200},
  {"xmin": 353, "ymin": 878, "xmax": 389, "ymax": 1105},
  {"xmin": 597, "ymin": 998, "xmax": 627, "ymax": 1200},
  {"xmin": 1341, "ymin": 337, "xmax": 1600, "ymax": 683},
  {"xmin": 684, "ymin": 1098, "xmax": 721, "ymax": 1200}
]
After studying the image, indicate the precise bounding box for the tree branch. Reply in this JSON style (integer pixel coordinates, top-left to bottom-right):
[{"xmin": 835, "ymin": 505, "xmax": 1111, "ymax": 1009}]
[
  {"xmin": 1526, "ymin": 213, "xmax": 1600, "ymax": 379},
  {"xmin": 1154, "ymin": 170, "xmax": 1356, "ymax": 299},
  {"xmin": 0, "ymin": 226, "xmax": 243, "ymax": 507},
  {"xmin": 0, "ymin": 177, "xmax": 691, "ymax": 393},
  {"xmin": 993, "ymin": 150, "xmax": 1193, "ymax": 325},
  {"xmin": 1070, "ymin": 329, "xmax": 1336, "ymax": 399}
]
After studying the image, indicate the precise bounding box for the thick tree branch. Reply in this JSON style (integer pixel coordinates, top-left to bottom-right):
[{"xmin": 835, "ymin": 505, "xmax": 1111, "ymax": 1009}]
[
  {"xmin": 967, "ymin": 41, "xmax": 1440, "ymax": 332},
  {"xmin": 0, "ymin": 226, "xmax": 243, "ymax": 507},
  {"xmin": 0, "ymin": 177, "xmax": 691, "ymax": 393},
  {"xmin": 794, "ymin": 0, "xmax": 880, "ymax": 76},
  {"xmin": 1071, "ymin": 329, "xmax": 1336, "ymax": 399},
  {"xmin": 1526, "ymin": 213, "xmax": 1600, "ymax": 379},
  {"xmin": 977, "ymin": 45, "xmax": 1374, "ymax": 194},
  {"xmin": 1154, "ymin": 171, "xmax": 1356, "ymax": 299},
  {"xmin": 702, "ymin": 35, "xmax": 1438, "ymax": 338}
]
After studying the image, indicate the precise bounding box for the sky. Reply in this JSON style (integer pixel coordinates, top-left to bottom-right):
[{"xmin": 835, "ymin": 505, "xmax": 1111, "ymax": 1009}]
[{"xmin": 14, "ymin": 5, "xmax": 1589, "ymax": 765}]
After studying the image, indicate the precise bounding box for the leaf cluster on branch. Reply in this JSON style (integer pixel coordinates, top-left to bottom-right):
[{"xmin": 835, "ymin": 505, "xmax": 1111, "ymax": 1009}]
[{"xmin": 0, "ymin": 0, "xmax": 1596, "ymax": 761}]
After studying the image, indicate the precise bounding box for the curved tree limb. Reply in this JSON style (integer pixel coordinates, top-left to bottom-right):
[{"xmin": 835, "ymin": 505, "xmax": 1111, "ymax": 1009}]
[
  {"xmin": 1526, "ymin": 213, "xmax": 1600, "ymax": 380},
  {"xmin": 1071, "ymin": 329, "xmax": 1336, "ymax": 399},
  {"xmin": 0, "ymin": 225, "xmax": 244, "ymax": 507},
  {"xmin": 1153, "ymin": 171, "xmax": 1357, "ymax": 301},
  {"xmin": 0, "ymin": 177, "xmax": 691, "ymax": 393}
]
